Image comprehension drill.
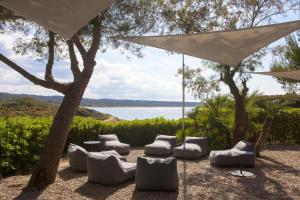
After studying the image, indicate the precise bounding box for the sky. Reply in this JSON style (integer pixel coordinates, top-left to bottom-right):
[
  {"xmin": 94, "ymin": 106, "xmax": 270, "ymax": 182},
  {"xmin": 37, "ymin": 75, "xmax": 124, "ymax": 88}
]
[{"xmin": 0, "ymin": 12, "xmax": 299, "ymax": 102}]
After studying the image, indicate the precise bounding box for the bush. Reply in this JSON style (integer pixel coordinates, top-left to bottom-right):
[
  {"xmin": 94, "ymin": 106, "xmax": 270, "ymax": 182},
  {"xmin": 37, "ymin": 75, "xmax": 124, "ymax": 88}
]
[
  {"xmin": 0, "ymin": 117, "xmax": 50, "ymax": 176},
  {"xmin": 0, "ymin": 117, "xmax": 194, "ymax": 176},
  {"xmin": 264, "ymin": 108, "xmax": 300, "ymax": 144},
  {"xmin": 1, "ymin": 108, "xmax": 299, "ymax": 176}
]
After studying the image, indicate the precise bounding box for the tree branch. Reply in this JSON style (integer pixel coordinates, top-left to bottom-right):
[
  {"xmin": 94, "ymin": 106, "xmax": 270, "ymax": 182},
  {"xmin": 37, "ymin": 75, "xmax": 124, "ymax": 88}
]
[
  {"xmin": 67, "ymin": 40, "xmax": 81, "ymax": 81},
  {"xmin": 88, "ymin": 15, "xmax": 103, "ymax": 59},
  {"xmin": 72, "ymin": 36, "xmax": 87, "ymax": 58},
  {"xmin": 241, "ymin": 78, "xmax": 249, "ymax": 97},
  {"xmin": 0, "ymin": 53, "xmax": 70, "ymax": 94},
  {"xmin": 45, "ymin": 31, "xmax": 55, "ymax": 81},
  {"xmin": 222, "ymin": 66, "xmax": 241, "ymax": 99}
]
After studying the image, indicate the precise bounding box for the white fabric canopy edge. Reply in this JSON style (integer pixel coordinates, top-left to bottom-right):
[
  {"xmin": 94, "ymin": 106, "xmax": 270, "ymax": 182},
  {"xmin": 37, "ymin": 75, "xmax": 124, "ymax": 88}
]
[
  {"xmin": 252, "ymin": 70, "xmax": 300, "ymax": 81},
  {"xmin": 0, "ymin": 0, "xmax": 116, "ymax": 38},
  {"xmin": 120, "ymin": 20, "xmax": 300, "ymax": 66}
]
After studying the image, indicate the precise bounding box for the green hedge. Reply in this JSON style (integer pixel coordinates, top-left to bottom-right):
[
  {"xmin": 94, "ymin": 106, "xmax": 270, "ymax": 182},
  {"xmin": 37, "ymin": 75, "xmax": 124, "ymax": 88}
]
[
  {"xmin": 0, "ymin": 117, "xmax": 194, "ymax": 176},
  {"xmin": 1, "ymin": 109, "xmax": 300, "ymax": 176},
  {"xmin": 0, "ymin": 117, "xmax": 50, "ymax": 176},
  {"xmin": 264, "ymin": 108, "xmax": 300, "ymax": 144}
]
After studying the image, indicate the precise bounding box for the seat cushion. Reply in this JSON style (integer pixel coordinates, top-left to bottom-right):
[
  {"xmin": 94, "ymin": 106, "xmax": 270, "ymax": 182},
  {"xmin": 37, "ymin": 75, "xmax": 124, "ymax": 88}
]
[
  {"xmin": 87, "ymin": 153, "xmax": 136, "ymax": 185},
  {"xmin": 209, "ymin": 149, "xmax": 255, "ymax": 167},
  {"xmin": 90, "ymin": 150, "xmax": 127, "ymax": 162},
  {"xmin": 144, "ymin": 141, "xmax": 172, "ymax": 156},
  {"xmin": 68, "ymin": 143, "xmax": 88, "ymax": 172},
  {"xmin": 135, "ymin": 157, "xmax": 178, "ymax": 191},
  {"xmin": 155, "ymin": 135, "xmax": 177, "ymax": 148},
  {"xmin": 105, "ymin": 141, "xmax": 130, "ymax": 155},
  {"xmin": 174, "ymin": 143, "xmax": 206, "ymax": 159}
]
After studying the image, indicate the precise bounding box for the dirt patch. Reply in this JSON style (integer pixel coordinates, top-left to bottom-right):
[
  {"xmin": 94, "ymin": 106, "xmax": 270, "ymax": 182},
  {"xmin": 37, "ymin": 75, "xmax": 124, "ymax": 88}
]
[{"xmin": 1, "ymin": 145, "xmax": 299, "ymax": 200}]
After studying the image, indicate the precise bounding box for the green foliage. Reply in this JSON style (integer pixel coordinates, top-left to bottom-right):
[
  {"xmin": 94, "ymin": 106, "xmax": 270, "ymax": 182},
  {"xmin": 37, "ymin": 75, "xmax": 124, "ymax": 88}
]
[
  {"xmin": 1, "ymin": 106, "xmax": 299, "ymax": 176},
  {"xmin": 271, "ymin": 35, "xmax": 300, "ymax": 93},
  {"xmin": 256, "ymin": 108, "xmax": 300, "ymax": 144},
  {"xmin": 0, "ymin": 117, "xmax": 51, "ymax": 176},
  {"xmin": 0, "ymin": 117, "xmax": 193, "ymax": 176},
  {"xmin": 187, "ymin": 94, "xmax": 300, "ymax": 149},
  {"xmin": 186, "ymin": 96, "xmax": 235, "ymax": 149}
]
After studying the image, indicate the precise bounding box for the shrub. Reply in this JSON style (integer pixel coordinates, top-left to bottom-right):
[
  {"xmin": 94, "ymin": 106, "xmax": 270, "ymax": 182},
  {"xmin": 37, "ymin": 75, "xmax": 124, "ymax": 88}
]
[
  {"xmin": 0, "ymin": 117, "xmax": 194, "ymax": 176},
  {"xmin": 0, "ymin": 117, "xmax": 50, "ymax": 176},
  {"xmin": 1, "ymin": 109, "xmax": 299, "ymax": 176}
]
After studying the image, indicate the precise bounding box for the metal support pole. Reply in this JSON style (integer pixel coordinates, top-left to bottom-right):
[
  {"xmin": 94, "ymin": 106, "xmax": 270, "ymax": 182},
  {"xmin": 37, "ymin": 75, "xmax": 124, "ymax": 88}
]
[{"xmin": 182, "ymin": 54, "xmax": 186, "ymax": 146}]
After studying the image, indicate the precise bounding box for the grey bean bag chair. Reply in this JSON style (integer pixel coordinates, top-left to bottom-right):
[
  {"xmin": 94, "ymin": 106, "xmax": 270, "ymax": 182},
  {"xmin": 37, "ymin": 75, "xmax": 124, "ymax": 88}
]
[
  {"xmin": 135, "ymin": 157, "xmax": 178, "ymax": 191},
  {"xmin": 144, "ymin": 135, "xmax": 177, "ymax": 156},
  {"xmin": 68, "ymin": 143, "xmax": 88, "ymax": 172},
  {"xmin": 209, "ymin": 141, "xmax": 256, "ymax": 167},
  {"xmin": 96, "ymin": 150, "xmax": 127, "ymax": 162},
  {"xmin": 87, "ymin": 152, "xmax": 136, "ymax": 186},
  {"xmin": 98, "ymin": 134, "xmax": 130, "ymax": 155},
  {"xmin": 174, "ymin": 137, "xmax": 208, "ymax": 159}
]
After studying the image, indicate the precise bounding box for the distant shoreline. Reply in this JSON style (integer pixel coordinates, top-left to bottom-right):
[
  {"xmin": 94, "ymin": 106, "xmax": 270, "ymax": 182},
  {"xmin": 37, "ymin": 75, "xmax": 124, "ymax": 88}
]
[
  {"xmin": 85, "ymin": 106, "xmax": 196, "ymax": 108},
  {"xmin": 0, "ymin": 92, "xmax": 200, "ymax": 107}
]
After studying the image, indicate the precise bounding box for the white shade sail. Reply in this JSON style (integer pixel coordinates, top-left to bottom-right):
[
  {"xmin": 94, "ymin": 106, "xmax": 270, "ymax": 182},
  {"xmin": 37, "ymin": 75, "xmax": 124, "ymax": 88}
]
[
  {"xmin": 0, "ymin": 0, "xmax": 116, "ymax": 38},
  {"xmin": 121, "ymin": 21, "xmax": 300, "ymax": 66},
  {"xmin": 253, "ymin": 70, "xmax": 300, "ymax": 81}
]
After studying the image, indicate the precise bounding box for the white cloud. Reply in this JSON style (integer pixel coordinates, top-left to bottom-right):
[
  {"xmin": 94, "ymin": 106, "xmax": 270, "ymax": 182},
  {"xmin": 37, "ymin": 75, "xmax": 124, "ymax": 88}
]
[{"xmin": 0, "ymin": 31, "xmax": 288, "ymax": 102}]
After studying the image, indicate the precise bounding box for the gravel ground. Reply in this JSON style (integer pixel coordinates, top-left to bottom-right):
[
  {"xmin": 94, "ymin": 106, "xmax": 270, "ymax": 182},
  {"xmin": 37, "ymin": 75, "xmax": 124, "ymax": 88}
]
[{"xmin": 1, "ymin": 145, "xmax": 299, "ymax": 200}]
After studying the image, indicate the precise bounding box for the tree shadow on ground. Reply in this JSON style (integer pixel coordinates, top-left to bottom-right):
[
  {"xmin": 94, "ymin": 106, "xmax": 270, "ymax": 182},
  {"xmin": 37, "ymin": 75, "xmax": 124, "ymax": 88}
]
[
  {"xmin": 177, "ymin": 155, "xmax": 297, "ymax": 200},
  {"xmin": 131, "ymin": 188, "xmax": 178, "ymax": 200},
  {"xmin": 235, "ymin": 157, "xmax": 295, "ymax": 200},
  {"xmin": 259, "ymin": 155, "xmax": 300, "ymax": 174},
  {"xmin": 180, "ymin": 164, "xmax": 235, "ymax": 199},
  {"xmin": 58, "ymin": 167, "xmax": 86, "ymax": 181},
  {"xmin": 176, "ymin": 156, "xmax": 208, "ymax": 163},
  {"xmin": 13, "ymin": 187, "xmax": 45, "ymax": 200},
  {"xmin": 75, "ymin": 180, "xmax": 134, "ymax": 200}
]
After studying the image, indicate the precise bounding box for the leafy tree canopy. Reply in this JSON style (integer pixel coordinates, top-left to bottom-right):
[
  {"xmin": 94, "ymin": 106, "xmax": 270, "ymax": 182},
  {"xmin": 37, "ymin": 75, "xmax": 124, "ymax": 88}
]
[{"xmin": 271, "ymin": 34, "xmax": 300, "ymax": 93}]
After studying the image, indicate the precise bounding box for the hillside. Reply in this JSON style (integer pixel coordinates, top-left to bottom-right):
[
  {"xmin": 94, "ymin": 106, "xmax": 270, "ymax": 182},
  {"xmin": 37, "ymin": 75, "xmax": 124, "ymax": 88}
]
[
  {"xmin": 0, "ymin": 97, "xmax": 113, "ymax": 120},
  {"xmin": 0, "ymin": 92, "xmax": 199, "ymax": 107}
]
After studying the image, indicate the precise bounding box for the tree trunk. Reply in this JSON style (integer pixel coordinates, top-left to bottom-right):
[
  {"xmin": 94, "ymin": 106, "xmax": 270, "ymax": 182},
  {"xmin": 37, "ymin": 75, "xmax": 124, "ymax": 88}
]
[
  {"xmin": 26, "ymin": 67, "xmax": 94, "ymax": 189},
  {"xmin": 256, "ymin": 116, "xmax": 273, "ymax": 157},
  {"xmin": 233, "ymin": 96, "xmax": 248, "ymax": 144},
  {"xmin": 222, "ymin": 69, "xmax": 249, "ymax": 145}
]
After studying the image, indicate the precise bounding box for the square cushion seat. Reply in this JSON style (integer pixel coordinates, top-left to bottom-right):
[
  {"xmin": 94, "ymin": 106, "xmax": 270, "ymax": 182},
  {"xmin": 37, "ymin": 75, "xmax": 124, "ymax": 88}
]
[
  {"xmin": 144, "ymin": 141, "xmax": 172, "ymax": 156},
  {"xmin": 209, "ymin": 141, "xmax": 256, "ymax": 167},
  {"xmin": 87, "ymin": 153, "xmax": 136, "ymax": 186},
  {"xmin": 144, "ymin": 135, "xmax": 177, "ymax": 156},
  {"xmin": 135, "ymin": 157, "xmax": 178, "ymax": 191},
  {"xmin": 67, "ymin": 143, "xmax": 126, "ymax": 172},
  {"xmin": 68, "ymin": 143, "xmax": 88, "ymax": 172},
  {"xmin": 98, "ymin": 134, "xmax": 130, "ymax": 155},
  {"xmin": 174, "ymin": 137, "xmax": 208, "ymax": 159},
  {"xmin": 174, "ymin": 143, "xmax": 205, "ymax": 159},
  {"xmin": 104, "ymin": 141, "xmax": 130, "ymax": 155}
]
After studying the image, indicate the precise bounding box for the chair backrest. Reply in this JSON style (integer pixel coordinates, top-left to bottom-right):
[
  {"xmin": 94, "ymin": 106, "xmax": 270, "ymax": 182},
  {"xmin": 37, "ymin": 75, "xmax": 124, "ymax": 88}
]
[
  {"xmin": 155, "ymin": 135, "xmax": 177, "ymax": 148},
  {"xmin": 233, "ymin": 141, "xmax": 255, "ymax": 152},
  {"xmin": 87, "ymin": 153, "xmax": 123, "ymax": 182},
  {"xmin": 68, "ymin": 143, "xmax": 88, "ymax": 154},
  {"xmin": 67, "ymin": 143, "xmax": 88, "ymax": 171},
  {"xmin": 184, "ymin": 137, "xmax": 204, "ymax": 145}
]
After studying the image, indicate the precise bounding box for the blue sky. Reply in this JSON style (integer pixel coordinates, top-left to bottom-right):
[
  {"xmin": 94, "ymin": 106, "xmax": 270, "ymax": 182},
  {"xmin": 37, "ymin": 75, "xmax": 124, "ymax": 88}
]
[{"xmin": 0, "ymin": 13, "xmax": 299, "ymax": 102}]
